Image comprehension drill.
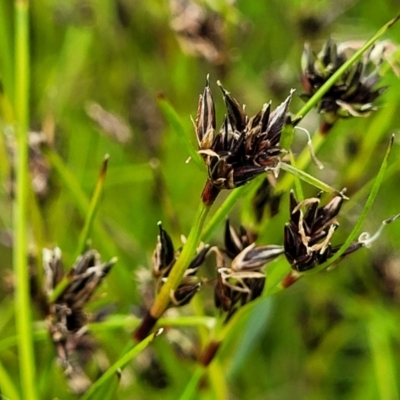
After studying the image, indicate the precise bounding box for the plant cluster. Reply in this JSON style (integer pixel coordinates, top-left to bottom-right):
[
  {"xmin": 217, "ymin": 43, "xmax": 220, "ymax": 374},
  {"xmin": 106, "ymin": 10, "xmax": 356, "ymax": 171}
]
[{"xmin": 2, "ymin": 3, "xmax": 400, "ymax": 399}]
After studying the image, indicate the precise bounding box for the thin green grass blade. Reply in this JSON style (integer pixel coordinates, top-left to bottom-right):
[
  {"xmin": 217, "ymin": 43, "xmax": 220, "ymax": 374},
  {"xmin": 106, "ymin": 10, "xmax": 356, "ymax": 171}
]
[
  {"xmin": 278, "ymin": 161, "xmax": 342, "ymax": 195},
  {"xmin": 87, "ymin": 314, "xmax": 215, "ymax": 333},
  {"xmin": 0, "ymin": 1, "xmax": 14, "ymax": 102},
  {"xmin": 308, "ymin": 134, "xmax": 395, "ymax": 274},
  {"xmin": 80, "ymin": 329, "xmax": 163, "ymax": 400},
  {"xmin": 0, "ymin": 360, "xmax": 21, "ymax": 400},
  {"xmin": 75, "ymin": 154, "xmax": 109, "ymax": 257},
  {"xmin": 276, "ymin": 132, "xmax": 324, "ymax": 193},
  {"xmin": 43, "ymin": 147, "xmax": 118, "ymax": 261},
  {"xmin": 49, "ymin": 155, "xmax": 109, "ymax": 303},
  {"xmin": 0, "ymin": 329, "xmax": 47, "ymax": 352},
  {"xmin": 157, "ymin": 94, "xmax": 204, "ymax": 170},
  {"xmin": 227, "ymin": 297, "xmax": 273, "ymax": 379},
  {"xmin": 288, "ymin": 152, "xmax": 304, "ymax": 201},
  {"xmin": 178, "ymin": 367, "xmax": 204, "ymax": 400},
  {"xmin": 96, "ymin": 371, "xmax": 120, "ymax": 400},
  {"xmin": 43, "ymin": 147, "xmax": 89, "ymax": 213},
  {"xmin": 368, "ymin": 309, "xmax": 399, "ymax": 400}
]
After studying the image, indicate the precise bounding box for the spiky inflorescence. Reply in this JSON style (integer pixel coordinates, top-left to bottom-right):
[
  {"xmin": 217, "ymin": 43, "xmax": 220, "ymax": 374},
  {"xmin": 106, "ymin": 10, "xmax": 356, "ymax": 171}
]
[
  {"xmin": 214, "ymin": 220, "xmax": 284, "ymax": 320},
  {"xmin": 195, "ymin": 77, "xmax": 294, "ymax": 204},
  {"xmin": 152, "ymin": 222, "xmax": 209, "ymax": 306},
  {"xmin": 284, "ymin": 190, "xmax": 363, "ymax": 272}
]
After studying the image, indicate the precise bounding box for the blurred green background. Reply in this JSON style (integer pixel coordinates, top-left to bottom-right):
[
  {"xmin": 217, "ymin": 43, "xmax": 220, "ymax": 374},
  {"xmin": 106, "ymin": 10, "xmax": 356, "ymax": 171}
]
[{"xmin": 2, "ymin": 0, "xmax": 400, "ymax": 399}]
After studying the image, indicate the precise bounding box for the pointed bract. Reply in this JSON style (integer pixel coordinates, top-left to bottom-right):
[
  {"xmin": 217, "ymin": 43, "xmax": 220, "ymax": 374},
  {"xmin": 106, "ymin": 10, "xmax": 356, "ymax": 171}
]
[{"xmin": 196, "ymin": 78, "xmax": 294, "ymax": 194}]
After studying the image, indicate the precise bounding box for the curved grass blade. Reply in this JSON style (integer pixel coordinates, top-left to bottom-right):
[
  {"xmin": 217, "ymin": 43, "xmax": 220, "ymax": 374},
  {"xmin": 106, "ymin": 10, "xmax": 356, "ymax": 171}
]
[
  {"xmin": 157, "ymin": 94, "xmax": 204, "ymax": 170},
  {"xmin": 49, "ymin": 154, "xmax": 109, "ymax": 303},
  {"xmin": 80, "ymin": 329, "xmax": 163, "ymax": 400},
  {"xmin": 43, "ymin": 147, "xmax": 118, "ymax": 261},
  {"xmin": 309, "ymin": 134, "xmax": 395, "ymax": 274}
]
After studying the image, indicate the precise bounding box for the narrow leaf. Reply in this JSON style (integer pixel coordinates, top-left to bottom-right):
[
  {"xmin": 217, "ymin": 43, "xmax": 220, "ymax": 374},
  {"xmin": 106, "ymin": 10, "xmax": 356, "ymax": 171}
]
[
  {"xmin": 309, "ymin": 134, "xmax": 395, "ymax": 274},
  {"xmin": 157, "ymin": 94, "xmax": 204, "ymax": 170},
  {"xmin": 278, "ymin": 161, "xmax": 342, "ymax": 195},
  {"xmin": 80, "ymin": 329, "xmax": 163, "ymax": 400},
  {"xmin": 76, "ymin": 154, "xmax": 109, "ymax": 257}
]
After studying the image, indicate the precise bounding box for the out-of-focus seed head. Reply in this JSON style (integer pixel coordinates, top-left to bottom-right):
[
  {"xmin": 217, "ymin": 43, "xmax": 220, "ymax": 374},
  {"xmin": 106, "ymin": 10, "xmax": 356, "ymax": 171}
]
[
  {"xmin": 45, "ymin": 249, "xmax": 116, "ymax": 331},
  {"xmin": 301, "ymin": 39, "xmax": 387, "ymax": 133},
  {"xmin": 169, "ymin": 0, "xmax": 227, "ymax": 66},
  {"xmin": 42, "ymin": 247, "xmax": 116, "ymax": 394}
]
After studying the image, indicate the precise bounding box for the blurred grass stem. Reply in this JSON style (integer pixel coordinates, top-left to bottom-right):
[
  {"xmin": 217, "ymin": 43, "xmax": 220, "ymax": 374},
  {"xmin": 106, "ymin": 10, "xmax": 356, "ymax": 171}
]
[{"xmin": 13, "ymin": 0, "xmax": 38, "ymax": 399}]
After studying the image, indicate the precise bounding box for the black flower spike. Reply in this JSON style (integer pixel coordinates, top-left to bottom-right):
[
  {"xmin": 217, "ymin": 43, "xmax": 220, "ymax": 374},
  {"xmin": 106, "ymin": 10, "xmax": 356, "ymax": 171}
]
[
  {"xmin": 196, "ymin": 77, "xmax": 294, "ymax": 204},
  {"xmin": 214, "ymin": 221, "xmax": 283, "ymax": 320},
  {"xmin": 284, "ymin": 190, "xmax": 362, "ymax": 272},
  {"xmin": 152, "ymin": 222, "xmax": 209, "ymax": 307},
  {"xmin": 301, "ymin": 39, "xmax": 387, "ymax": 133}
]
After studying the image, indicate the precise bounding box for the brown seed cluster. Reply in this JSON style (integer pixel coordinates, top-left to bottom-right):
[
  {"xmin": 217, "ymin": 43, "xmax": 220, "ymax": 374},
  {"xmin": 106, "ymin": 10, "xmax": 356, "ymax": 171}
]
[
  {"xmin": 195, "ymin": 77, "xmax": 294, "ymax": 203},
  {"xmin": 213, "ymin": 220, "xmax": 284, "ymax": 319},
  {"xmin": 284, "ymin": 191, "xmax": 363, "ymax": 272},
  {"xmin": 301, "ymin": 39, "xmax": 387, "ymax": 133}
]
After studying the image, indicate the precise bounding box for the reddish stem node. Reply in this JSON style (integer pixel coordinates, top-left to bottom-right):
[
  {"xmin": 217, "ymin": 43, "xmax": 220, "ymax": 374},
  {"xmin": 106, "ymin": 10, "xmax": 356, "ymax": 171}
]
[
  {"xmin": 133, "ymin": 311, "xmax": 158, "ymax": 342},
  {"xmin": 201, "ymin": 180, "xmax": 220, "ymax": 206},
  {"xmin": 200, "ymin": 340, "xmax": 221, "ymax": 366},
  {"xmin": 281, "ymin": 271, "xmax": 301, "ymax": 288}
]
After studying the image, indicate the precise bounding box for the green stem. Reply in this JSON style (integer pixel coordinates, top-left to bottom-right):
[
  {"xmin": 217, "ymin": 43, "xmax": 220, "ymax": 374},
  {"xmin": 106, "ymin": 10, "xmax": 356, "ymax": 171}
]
[
  {"xmin": 13, "ymin": 0, "xmax": 38, "ymax": 399},
  {"xmin": 151, "ymin": 201, "xmax": 210, "ymax": 317},
  {"xmin": 201, "ymin": 185, "xmax": 247, "ymax": 242},
  {"xmin": 134, "ymin": 200, "xmax": 211, "ymax": 341},
  {"xmin": 81, "ymin": 329, "xmax": 163, "ymax": 400}
]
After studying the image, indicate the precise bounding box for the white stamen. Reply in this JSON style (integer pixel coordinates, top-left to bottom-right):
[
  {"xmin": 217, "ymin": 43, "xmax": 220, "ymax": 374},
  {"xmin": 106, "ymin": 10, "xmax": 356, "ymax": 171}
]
[
  {"xmin": 358, "ymin": 213, "xmax": 400, "ymax": 248},
  {"xmin": 295, "ymin": 126, "xmax": 324, "ymax": 170}
]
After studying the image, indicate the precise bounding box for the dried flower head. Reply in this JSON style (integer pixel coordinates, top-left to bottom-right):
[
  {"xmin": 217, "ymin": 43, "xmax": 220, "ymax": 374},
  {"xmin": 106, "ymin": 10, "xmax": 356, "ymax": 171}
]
[
  {"xmin": 301, "ymin": 39, "xmax": 387, "ymax": 133},
  {"xmin": 7, "ymin": 131, "xmax": 52, "ymax": 200},
  {"xmin": 284, "ymin": 190, "xmax": 362, "ymax": 272},
  {"xmin": 152, "ymin": 222, "xmax": 209, "ymax": 307},
  {"xmin": 196, "ymin": 77, "xmax": 294, "ymax": 204},
  {"xmin": 169, "ymin": 0, "xmax": 226, "ymax": 65},
  {"xmin": 43, "ymin": 247, "xmax": 116, "ymax": 394},
  {"xmin": 214, "ymin": 220, "xmax": 284, "ymax": 319}
]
